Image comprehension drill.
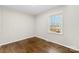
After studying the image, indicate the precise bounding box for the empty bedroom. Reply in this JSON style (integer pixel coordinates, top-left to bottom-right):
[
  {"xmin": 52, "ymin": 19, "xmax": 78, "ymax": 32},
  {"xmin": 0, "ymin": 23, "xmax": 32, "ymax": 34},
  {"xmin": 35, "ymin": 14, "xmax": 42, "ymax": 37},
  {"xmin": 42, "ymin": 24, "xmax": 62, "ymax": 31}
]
[{"xmin": 0, "ymin": 5, "xmax": 79, "ymax": 53}]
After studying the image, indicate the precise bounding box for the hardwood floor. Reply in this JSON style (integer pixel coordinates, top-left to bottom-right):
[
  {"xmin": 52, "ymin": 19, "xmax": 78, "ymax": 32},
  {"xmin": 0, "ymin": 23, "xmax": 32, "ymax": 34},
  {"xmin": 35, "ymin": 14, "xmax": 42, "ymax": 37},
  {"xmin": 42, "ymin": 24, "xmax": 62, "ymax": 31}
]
[{"xmin": 0, "ymin": 37, "xmax": 79, "ymax": 53}]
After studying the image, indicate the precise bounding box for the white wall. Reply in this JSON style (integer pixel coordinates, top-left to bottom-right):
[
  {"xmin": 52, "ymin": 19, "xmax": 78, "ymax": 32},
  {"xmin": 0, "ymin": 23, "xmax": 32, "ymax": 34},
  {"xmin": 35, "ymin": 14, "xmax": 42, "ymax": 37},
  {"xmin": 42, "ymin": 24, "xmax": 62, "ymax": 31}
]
[
  {"xmin": 64, "ymin": 6, "xmax": 79, "ymax": 50},
  {"xmin": 36, "ymin": 6, "xmax": 79, "ymax": 50},
  {"xmin": 0, "ymin": 7, "xmax": 3, "ymax": 40},
  {"xmin": 0, "ymin": 7, "xmax": 35, "ymax": 45},
  {"xmin": 0, "ymin": 7, "xmax": 1, "ymax": 32}
]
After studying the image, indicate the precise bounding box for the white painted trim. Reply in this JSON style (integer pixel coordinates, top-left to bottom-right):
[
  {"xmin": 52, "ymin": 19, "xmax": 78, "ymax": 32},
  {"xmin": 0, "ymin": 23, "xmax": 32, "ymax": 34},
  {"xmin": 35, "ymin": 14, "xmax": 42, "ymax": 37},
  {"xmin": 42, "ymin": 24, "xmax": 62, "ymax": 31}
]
[
  {"xmin": 0, "ymin": 35, "xmax": 79, "ymax": 51},
  {"xmin": 36, "ymin": 35, "xmax": 79, "ymax": 51},
  {"xmin": 0, "ymin": 35, "xmax": 34, "ymax": 47}
]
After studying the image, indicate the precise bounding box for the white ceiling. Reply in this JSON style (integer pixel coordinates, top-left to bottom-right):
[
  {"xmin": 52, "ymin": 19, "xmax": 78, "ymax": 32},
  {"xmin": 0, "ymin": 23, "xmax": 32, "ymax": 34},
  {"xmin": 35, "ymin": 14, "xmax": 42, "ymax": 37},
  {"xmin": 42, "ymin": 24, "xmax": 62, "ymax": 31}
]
[{"xmin": 3, "ymin": 5, "xmax": 61, "ymax": 15}]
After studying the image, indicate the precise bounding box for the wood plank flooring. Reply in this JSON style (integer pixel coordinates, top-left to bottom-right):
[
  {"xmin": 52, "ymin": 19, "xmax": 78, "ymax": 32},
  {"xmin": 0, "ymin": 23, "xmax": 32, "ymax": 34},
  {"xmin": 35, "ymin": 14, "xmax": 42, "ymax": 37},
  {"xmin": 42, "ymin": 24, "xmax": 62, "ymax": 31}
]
[{"xmin": 0, "ymin": 37, "xmax": 79, "ymax": 53}]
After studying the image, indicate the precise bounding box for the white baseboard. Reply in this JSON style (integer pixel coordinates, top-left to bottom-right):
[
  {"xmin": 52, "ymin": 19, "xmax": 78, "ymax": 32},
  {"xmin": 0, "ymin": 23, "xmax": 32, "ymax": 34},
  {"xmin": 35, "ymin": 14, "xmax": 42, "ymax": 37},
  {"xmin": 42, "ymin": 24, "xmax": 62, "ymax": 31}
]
[
  {"xmin": 0, "ymin": 35, "xmax": 79, "ymax": 51},
  {"xmin": 0, "ymin": 35, "xmax": 34, "ymax": 47},
  {"xmin": 36, "ymin": 35, "xmax": 79, "ymax": 51}
]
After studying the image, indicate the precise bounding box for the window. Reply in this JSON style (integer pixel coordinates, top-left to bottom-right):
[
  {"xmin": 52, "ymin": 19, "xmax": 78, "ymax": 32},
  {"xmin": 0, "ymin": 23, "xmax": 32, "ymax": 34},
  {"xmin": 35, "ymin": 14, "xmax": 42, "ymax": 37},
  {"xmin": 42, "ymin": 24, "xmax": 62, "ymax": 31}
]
[{"xmin": 49, "ymin": 14, "xmax": 63, "ymax": 34}]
